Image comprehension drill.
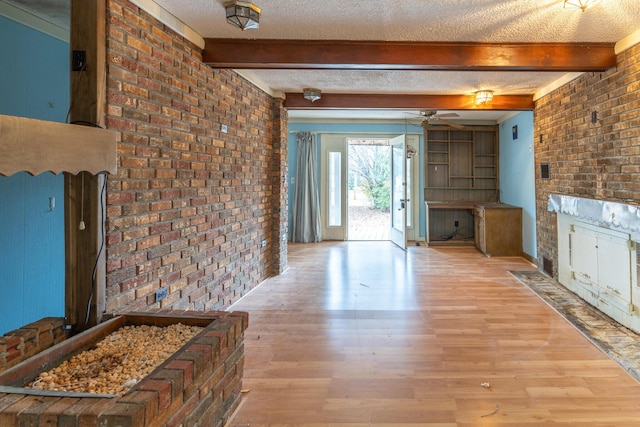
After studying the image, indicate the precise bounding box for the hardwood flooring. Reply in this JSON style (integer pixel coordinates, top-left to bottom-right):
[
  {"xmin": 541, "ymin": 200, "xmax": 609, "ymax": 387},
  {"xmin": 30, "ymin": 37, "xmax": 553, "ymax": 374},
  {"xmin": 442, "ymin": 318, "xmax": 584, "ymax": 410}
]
[{"xmin": 229, "ymin": 241, "xmax": 640, "ymax": 426}]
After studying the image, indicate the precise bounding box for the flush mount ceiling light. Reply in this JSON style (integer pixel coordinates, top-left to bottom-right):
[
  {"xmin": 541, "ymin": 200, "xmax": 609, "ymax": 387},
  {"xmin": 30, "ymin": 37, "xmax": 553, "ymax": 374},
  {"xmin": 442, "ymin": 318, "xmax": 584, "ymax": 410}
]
[
  {"xmin": 224, "ymin": 1, "xmax": 261, "ymax": 31},
  {"xmin": 563, "ymin": 0, "xmax": 602, "ymax": 11},
  {"xmin": 475, "ymin": 90, "xmax": 494, "ymax": 105},
  {"xmin": 303, "ymin": 88, "xmax": 322, "ymax": 102}
]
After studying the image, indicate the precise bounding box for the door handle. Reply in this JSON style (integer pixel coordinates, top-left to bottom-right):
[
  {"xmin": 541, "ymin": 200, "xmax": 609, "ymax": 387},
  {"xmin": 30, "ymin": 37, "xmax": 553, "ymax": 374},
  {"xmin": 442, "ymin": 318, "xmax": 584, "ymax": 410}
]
[{"xmin": 399, "ymin": 201, "xmax": 405, "ymax": 210}]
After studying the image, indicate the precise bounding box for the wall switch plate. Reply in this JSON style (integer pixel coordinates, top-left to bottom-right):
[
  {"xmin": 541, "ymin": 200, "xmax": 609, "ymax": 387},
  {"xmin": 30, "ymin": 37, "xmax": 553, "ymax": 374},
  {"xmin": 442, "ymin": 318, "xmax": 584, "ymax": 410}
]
[
  {"xmin": 261, "ymin": 240, "xmax": 267, "ymax": 247},
  {"xmin": 156, "ymin": 288, "xmax": 167, "ymax": 302},
  {"xmin": 221, "ymin": 124, "xmax": 228, "ymax": 133},
  {"xmin": 541, "ymin": 163, "xmax": 550, "ymax": 179},
  {"xmin": 72, "ymin": 50, "xmax": 86, "ymax": 71}
]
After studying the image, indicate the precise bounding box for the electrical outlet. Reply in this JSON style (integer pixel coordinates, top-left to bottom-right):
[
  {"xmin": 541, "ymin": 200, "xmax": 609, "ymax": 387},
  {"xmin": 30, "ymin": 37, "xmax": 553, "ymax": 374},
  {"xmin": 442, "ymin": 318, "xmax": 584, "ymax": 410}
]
[
  {"xmin": 72, "ymin": 50, "xmax": 86, "ymax": 71},
  {"xmin": 261, "ymin": 240, "xmax": 267, "ymax": 247},
  {"xmin": 156, "ymin": 288, "xmax": 167, "ymax": 302}
]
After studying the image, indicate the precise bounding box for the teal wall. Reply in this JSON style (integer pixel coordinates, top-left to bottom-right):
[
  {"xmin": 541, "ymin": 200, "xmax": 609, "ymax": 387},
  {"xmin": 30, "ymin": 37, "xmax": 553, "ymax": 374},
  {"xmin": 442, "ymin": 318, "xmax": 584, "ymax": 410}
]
[
  {"xmin": 0, "ymin": 15, "xmax": 69, "ymax": 334},
  {"xmin": 498, "ymin": 112, "xmax": 536, "ymax": 259},
  {"xmin": 288, "ymin": 122, "xmax": 425, "ymax": 239}
]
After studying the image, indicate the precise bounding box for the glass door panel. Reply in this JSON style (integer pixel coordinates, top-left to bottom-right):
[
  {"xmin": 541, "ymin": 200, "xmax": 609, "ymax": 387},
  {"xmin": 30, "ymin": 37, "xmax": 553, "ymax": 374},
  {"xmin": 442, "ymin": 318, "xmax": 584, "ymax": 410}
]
[
  {"xmin": 328, "ymin": 152, "xmax": 342, "ymax": 227},
  {"xmin": 389, "ymin": 134, "xmax": 407, "ymax": 249},
  {"xmin": 321, "ymin": 136, "xmax": 347, "ymax": 240}
]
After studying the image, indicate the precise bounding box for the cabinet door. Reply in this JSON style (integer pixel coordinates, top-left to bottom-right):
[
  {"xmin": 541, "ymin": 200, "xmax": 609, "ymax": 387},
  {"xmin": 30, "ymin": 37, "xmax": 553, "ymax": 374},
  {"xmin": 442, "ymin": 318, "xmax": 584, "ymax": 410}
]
[
  {"xmin": 597, "ymin": 232, "xmax": 632, "ymax": 304},
  {"xmin": 478, "ymin": 207, "xmax": 522, "ymax": 256},
  {"xmin": 570, "ymin": 222, "xmax": 633, "ymax": 312},
  {"xmin": 570, "ymin": 225, "xmax": 599, "ymax": 287},
  {"xmin": 474, "ymin": 208, "xmax": 486, "ymax": 253}
]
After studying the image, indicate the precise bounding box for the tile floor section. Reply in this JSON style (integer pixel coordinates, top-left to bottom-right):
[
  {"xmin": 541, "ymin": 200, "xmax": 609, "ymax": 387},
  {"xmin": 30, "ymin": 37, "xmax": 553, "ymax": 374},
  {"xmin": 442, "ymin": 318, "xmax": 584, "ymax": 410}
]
[{"xmin": 511, "ymin": 270, "xmax": 640, "ymax": 381}]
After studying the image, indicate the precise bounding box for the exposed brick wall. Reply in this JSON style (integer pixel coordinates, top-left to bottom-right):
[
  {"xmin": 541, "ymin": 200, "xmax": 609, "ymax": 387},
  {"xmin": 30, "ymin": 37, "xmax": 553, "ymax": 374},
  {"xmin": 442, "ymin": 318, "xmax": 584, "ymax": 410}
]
[
  {"xmin": 0, "ymin": 318, "xmax": 68, "ymax": 373},
  {"xmin": 104, "ymin": 0, "xmax": 287, "ymax": 314},
  {"xmin": 535, "ymin": 43, "xmax": 640, "ymax": 277}
]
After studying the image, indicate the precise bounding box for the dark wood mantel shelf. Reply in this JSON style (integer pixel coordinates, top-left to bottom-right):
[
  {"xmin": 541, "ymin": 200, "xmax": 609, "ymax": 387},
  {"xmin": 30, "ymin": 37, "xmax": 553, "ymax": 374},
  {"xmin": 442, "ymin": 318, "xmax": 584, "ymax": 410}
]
[{"xmin": 0, "ymin": 114, "xmax": 117, "ymax": 177}]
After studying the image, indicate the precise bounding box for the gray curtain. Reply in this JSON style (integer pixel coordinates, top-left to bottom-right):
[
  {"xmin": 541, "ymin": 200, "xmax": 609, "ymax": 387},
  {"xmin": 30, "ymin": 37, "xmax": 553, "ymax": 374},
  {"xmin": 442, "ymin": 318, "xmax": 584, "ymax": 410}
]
[{"xmin": 292, "ymin": 131, "xmax": 321, "ymax": 242}]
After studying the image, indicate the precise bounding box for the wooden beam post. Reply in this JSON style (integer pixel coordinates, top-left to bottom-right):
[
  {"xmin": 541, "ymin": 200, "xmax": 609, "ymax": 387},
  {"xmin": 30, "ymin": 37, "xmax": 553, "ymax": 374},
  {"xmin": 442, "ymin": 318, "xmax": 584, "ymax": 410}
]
[
  {"xmin": 67, "ymin": 0, "xmax": 107, "ymax": 332},
  {"xmin": 204, "ymin": 39, "xmax": 616, "ymax": 71}
]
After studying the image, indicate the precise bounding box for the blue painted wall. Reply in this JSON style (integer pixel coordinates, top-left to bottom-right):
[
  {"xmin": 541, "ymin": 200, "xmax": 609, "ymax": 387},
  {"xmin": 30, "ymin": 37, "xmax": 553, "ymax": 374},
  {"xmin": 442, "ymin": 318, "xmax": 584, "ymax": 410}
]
[
  {"xmin": 288, "ymin": 122, "xmax": 425, "ymax": 239},
  {"xmin": 0, "ymin": 15, "xmax": 69, "ymax": 334},
  {"xmin": 498, "ymin": 112, "xmax": 536, "ymax": 259}
]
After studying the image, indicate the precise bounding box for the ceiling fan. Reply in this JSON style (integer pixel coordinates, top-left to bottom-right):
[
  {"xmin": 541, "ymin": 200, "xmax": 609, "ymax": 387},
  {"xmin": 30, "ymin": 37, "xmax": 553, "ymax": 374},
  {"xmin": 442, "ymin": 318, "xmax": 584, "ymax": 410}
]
[{"xmin": 408, "ymin": 111, "xmax": 465, "ymax": 129}]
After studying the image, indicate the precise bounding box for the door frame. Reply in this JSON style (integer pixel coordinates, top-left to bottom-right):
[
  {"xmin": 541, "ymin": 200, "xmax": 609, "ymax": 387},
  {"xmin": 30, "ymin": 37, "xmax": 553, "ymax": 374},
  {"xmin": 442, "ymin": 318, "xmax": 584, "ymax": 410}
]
[
  {"xmin": 318, "ymin": 133, "xmax": 421, "ymax": 242},
  {"xmin": 320, "ymin": 135, "xmax": 348, "ymax": 240}
]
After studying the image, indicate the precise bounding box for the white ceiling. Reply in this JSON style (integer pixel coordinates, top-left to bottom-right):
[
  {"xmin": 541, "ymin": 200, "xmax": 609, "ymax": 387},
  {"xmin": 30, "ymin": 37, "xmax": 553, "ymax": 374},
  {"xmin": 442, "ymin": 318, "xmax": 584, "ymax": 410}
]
[
  {"xmin": 4, "ymin": 0, "xmax": 640, "ymax": 122},
  {"xmin": 158, "ymin": 0, "xmax": 640, "ymax": 43}
]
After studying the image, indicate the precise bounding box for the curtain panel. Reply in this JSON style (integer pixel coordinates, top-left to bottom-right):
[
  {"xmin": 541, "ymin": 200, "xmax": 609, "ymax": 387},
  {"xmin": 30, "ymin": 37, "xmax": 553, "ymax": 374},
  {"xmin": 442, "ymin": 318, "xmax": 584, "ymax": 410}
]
[{"xmin": 292, "ymin": 131, "xmax": 321, "ymax": 242}]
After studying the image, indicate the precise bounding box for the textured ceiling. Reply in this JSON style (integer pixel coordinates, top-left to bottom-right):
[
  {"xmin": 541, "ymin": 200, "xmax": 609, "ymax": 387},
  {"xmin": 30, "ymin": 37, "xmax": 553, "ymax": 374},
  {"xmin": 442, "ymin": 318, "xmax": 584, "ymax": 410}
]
[
  {"xmin": 4, "ymin": 0, "xmax": 640, "ymax": 122},
  {"xmin": 154, "ymin": 0, "xmax": 640, "ymax": 121},
  {"xmin": 156, "ymin": 0, "xmax": 640, "ymax": 43}
]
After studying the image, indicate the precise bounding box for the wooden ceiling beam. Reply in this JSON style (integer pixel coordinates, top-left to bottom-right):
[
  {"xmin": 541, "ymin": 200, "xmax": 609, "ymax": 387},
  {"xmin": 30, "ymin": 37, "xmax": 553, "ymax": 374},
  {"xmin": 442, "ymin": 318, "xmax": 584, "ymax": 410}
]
[
  {"xmin": 203, "ymin": 39, "xmax": 616, "ymax": 71},
  {"xmin": 283, "ymin": 94, "xmax": 534, "ymax": 110}
]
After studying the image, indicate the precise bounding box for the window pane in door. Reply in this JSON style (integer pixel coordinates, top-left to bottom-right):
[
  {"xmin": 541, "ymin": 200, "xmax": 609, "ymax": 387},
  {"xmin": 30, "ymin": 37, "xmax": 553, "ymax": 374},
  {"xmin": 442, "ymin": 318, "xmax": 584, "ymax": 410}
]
[
  {"xmin": 406, "ymin": 157, "xmax": 412, "ymax": 227},
  {"xmin": 329, "ymin": 151, "xmax": 342, "ymax": 226},
  {"xmin": 392, "ymin": 144, "xmax": 403, "ymax": 231}
]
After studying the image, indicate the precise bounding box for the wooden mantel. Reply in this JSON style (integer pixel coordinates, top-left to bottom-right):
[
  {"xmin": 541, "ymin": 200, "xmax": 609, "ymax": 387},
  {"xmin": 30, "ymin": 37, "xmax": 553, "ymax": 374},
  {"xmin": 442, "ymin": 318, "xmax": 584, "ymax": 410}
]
[{"xmin": 0, "ymin": 114, "xmax": 117, "ymax": 177}]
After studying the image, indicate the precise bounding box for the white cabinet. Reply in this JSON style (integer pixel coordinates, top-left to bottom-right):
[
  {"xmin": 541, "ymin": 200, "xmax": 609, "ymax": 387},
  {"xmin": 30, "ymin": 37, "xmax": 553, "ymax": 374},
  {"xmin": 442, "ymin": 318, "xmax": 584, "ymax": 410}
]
[
  {"xmin": 570, "ymin": 222, "xmax": 633, "ymax": 313},
  {"xmin": 558, "ymin": 215, "xmax": 639, "ymax": 332}
]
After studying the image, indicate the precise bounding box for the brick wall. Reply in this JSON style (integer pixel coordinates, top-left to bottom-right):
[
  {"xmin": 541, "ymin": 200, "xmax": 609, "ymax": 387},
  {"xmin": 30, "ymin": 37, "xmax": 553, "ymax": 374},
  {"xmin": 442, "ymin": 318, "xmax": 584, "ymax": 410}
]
[
  {"xmin": 535, "ymin": 43, "xmax": 640, "ymax": 276},
  {"xmin": 0, "ymin": 318, "xmax": 67, "ymax": 373},
  {"xmin": 104, "ymin": 0, "xmax": 287, "ymax": 314}
]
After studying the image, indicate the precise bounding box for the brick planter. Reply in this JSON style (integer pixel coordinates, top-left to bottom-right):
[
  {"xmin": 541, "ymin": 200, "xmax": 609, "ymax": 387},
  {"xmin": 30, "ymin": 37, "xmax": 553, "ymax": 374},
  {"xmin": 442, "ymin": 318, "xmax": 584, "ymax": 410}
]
[
  {"xmin": 0, "ymin": 318, "xmax": 68, "ymax": 373},
  {"xmin": 0, "ymin": 310, "xmax": 247, "ymax": 427}
]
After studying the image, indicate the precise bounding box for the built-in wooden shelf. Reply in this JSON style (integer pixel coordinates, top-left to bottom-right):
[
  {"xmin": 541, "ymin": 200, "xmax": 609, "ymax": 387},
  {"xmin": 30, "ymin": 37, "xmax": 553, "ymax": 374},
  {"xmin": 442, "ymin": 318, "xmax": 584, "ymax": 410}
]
[{"xmin": 425, "ymin": 125, "xmax": 499, "ymax": 240}]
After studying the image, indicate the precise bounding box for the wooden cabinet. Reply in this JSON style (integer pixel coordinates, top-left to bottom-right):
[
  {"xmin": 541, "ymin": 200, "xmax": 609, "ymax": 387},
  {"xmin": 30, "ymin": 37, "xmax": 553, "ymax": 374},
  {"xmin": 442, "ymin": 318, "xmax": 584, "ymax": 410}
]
[
  {"xmin": 425, "ymin": 201, "xmax": 522, "ymax": 256},
  {"xmin": 424, "ymin": 126, "xmax": 500, "ymax": 245},
  {"xmin": 474, "ymin": 204, "xmax": 522, "ymax": 256}
]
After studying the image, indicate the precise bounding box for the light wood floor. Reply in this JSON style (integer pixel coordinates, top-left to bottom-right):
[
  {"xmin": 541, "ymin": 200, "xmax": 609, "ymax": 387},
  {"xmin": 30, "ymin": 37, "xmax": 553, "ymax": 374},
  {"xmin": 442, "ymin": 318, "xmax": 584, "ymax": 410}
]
[{"xmin": 229, "ymin": 241, "xmax": 640, "ymax": 426}]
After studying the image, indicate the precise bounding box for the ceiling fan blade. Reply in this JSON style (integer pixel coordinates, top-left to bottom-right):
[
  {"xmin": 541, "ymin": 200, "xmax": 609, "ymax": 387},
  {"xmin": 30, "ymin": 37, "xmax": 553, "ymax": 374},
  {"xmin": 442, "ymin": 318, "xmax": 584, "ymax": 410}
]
[
  {"xmin": 404, "ymin": 117, "xmax": 423, "ymax": 126},
  {"xmin": 436, "ymin": 117, "xmax": 466, "ymax": 129}
]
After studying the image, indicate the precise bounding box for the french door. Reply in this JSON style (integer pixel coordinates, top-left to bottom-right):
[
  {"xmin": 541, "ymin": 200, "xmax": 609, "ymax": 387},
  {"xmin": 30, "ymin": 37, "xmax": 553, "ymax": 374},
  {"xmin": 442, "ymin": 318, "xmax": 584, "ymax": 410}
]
[
  {"xmin": 320, "ymin": 133, "xmax": 417, "ymax": 244},
  {"xmin": 389, "ymin": 135, "xmax": 407, "ymax": 249}
]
